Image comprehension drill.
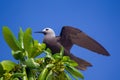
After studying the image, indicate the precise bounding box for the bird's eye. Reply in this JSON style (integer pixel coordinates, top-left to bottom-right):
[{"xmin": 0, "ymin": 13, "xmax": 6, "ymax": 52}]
[{"xmin": 46, "ymin": 29, "xmax": 49, "ymax": 31}]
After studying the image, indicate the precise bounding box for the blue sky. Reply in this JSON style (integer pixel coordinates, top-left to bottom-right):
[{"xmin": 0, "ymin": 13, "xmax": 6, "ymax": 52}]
[{"xmin": 0, "ymin": 0, "xmax": 120, "ymax": 80}]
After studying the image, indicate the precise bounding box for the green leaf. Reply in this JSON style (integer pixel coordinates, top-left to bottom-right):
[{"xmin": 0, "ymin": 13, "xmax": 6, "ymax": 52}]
[
  {"xmin": 41, "ymin": 43, "xmax": 46, "ymax": 50},
  {"xmin": 62, "ymin": 56, "xmax": 78, "ymax": 66},
  {"xmin": 62, "ymin": 56, "xmax": 70, "ymax": 62},
  {"xmin": 18, "ymin": 28, "xmax": 24, "ymax": 48},
  {"xmin": 12, "ymin": 50, "xmax": 24, "ymax": 60},
  {"xmin": 25, "ymin": 58, "xmax": 39, "ymax": 68},
  {"xmin": 2, "ymin": 26, "xmax": 21, "ymax": 51},
  {"xmin": 66, "ymin": 65, "xmax": 84, "ymax": 79},
  {"xmin": 46, "ymin": 70, "xmax": 53, "ymax": 80},
  {"xmin": 22, "ymin": 66, "xmax": 28, "ymax": 80},
  {"xmin": 3, "ymin": 72, "xmax": 12, "ymax": 80},
  {"xmin": 1, "ymin": 60, "xmax": 16, "ymax": 72},
  {"xmin": 12, "ymin": 78, "xmax": 19, "ymax": 80},
  {"xmin": 11, "ymin": 73, "xmax": 25, "ymax": 78},
  {"xmin": 58, "ymin": 72, "xmax": 67, "ymax": 80},
  {"xmin": 67, "ymin": 60, "xmax": 78, "ymax": 67},
  {"xmin": 38, "ymin": 64, "xmax": 54, "ymax": 80},
  {"xmin": 46, "ymin": 48, "xmax": 52, "ymax": 54},
  {"xmin": 0, "ymin": 77, "xmax": 3, "ymax": 80},
  {"xmin": 44, "ymin": 48, "xmax": 54, "ymax": 60},
  {"xmin": 35, "ymin": 57, "xmax": 44, "ymax": 64},
  {"xmin": 30, "ymin": 42, "xmax": 45, "ymax": 58},
  {"xmin": 60, "ymin": 47, "xmax": 64, "ymax": 57},
  {"xmin": 23, "ymin": 28, "xmax": 33, "ymax": 54},
  {"xmin": 64, "ymin": 72, "xmax": 72, "ymax": 80},
  {"xmin": 0, "ymin": 63, "xmax": 5, "ymax": 75},
  {"xmin": 46, "ymin": 64, "xmax": 54, "ymax": 68},
  {"xmin": 27, "ymin": 69, "xmax": 35, "ymax": 80},
  {"xmin": 53, "ymin": 53, "xmax": 62, "ymax": 59},
  {"xmin": 38, "ymin": 67, "xmax": 49, "ymax": 80}
]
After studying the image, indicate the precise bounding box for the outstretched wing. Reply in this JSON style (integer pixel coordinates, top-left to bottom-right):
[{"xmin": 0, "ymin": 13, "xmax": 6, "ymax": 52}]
[{"xmin": 59, "ymin": 26, "xmax": 110, "ymax": 56}]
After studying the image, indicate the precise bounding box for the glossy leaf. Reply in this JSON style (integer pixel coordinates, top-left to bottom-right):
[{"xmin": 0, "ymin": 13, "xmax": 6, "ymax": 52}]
[
  {"xmin": 38, "ymin": 64, "xmax": 54, "ymax": 80},
  {"xmin": 46, "ymin": 70, "xmax": 53, "ymax": 80},
  {"xmin": 2, "ymin": 27, "xmax": 21, "ymax": 51},
  {"xmin": 67, "ymin": 60, "xmax": 78, "ymax": 67},
  {"xmin": 41, "ymin": 43, "xmax": 46, "ymax": 50},
  {"xmin": 0, "ymin": 77, "xmax": 3, "ymax": 80},
  {"xmin": 53, "ymin": 53, "xmax": 62, "ymax": 59},
  {"xmin": 38, "ymin": 67, "xmax": 49, "ymax": 80},
  {"xmin": 3, "ymin": 72, "xmax": 12, "ymax": 80},
  {"xmin": 12, "ymin": 50, "xmax": 24, "ymax": 60},
  {"xmin": 22, "ymin": 65, "xmax": 28, "ymax": 80},
  {"xmin": 12, "ymin": 78, "xmax": 19, "ymax": 80},
  {"xmin": 46, "ymin": 64, "xmax": 54, "ymax": 68},
  {"xmin": 66, "ymin": 65, "xmax": 84, "ymax": 79},
  {"xmin": 25, "ymin": 58, "xmax": 39, "ymax": 68},
  {"xmin": 1, "ymin": 60, "xmax": 16, "ymax": 72},
  {"xmin": 23, "ymin": 28, "xmax": 33, "ymax": 54},
  {"xmin": 46, "ymin": 48, "xmax": 52, "ymax": 53},
  {"xmin": 60, "ymin": 47, "xmax": 64, "ymax": 57},
  {"xmin": 44, "ymin": 49, "xmax": 54, "ymax": 60},
  {"xmin": 62, "ymin": 56, "xmax": 70, "ymax": 62},
  {"xmin": 64, "ymin": 72, "xmax": 72, "ymax": 80},
  {"xmin": 62, "ymin": 56, "xmax": 78, "ymax": 66},
  {"xmin": 18, "ymin": 28, "xmax": 24, "ymax": 48},
  {"xmin": 30, "ymin": 41, "xmax": 46, "ymax": 58}
]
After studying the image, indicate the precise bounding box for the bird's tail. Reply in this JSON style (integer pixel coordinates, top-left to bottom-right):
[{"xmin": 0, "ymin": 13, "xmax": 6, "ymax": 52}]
[{"xmin": 65, "ymin": 53, "xmax": 92, "ymax": 70}]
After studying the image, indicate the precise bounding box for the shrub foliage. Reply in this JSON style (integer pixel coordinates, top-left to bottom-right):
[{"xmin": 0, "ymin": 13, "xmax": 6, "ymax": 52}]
[{"xmin": 0, "ymin": 27, "xmax": 84, "ymax": 80}]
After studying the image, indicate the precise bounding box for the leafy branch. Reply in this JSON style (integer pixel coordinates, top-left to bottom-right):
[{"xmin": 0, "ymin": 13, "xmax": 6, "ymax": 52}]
[{"xmin": 1, "ymin": 26, "xmax": 84, "ymax": 80}]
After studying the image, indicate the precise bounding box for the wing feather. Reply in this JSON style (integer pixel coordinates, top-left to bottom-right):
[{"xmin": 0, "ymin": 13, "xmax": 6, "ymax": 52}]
[{"xmin": 60, "ymin": 26, "xmax": 110, "ymax": 56}]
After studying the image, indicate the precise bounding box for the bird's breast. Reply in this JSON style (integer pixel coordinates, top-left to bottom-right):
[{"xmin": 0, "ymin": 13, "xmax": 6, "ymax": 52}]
[{"xmin": 43, "ymin": 38, "xmax": 62, "ymax": 54}]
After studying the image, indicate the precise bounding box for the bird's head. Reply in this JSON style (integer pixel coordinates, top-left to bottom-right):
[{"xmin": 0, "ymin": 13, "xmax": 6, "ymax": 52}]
[{"xmin": 35, "ymin": 28, "xmax": 55, "ymax": 37}]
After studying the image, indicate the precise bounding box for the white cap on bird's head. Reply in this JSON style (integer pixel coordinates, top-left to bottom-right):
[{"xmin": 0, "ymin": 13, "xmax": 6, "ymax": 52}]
[{"xmin": 35, "ymin": 27, "xmax": 55, "ymax": 37}]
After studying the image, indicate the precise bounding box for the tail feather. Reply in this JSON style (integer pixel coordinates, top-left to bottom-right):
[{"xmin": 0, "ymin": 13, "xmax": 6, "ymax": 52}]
[{"xmin": 65, "ymin": 53, "xmax": 92, "ymax": 70}]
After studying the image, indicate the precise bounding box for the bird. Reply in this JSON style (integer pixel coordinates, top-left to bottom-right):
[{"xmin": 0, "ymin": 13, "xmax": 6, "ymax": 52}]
[{"xmin": 35, "ymin": 26, "xmax": 110, "ymax": 70}]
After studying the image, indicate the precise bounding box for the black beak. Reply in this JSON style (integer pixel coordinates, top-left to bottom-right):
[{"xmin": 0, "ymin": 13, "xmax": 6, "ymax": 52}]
[
  {"xmin": 34, "ymin": 31, "xmax": 46, "ymax": 34},
  {"xmin": 34, "ymin": 31, "xmax": 44, "ymax": 33}
]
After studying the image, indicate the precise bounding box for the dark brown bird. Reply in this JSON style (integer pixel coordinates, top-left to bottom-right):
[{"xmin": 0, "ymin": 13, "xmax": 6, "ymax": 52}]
[{"xmin": 35, "ymin": 26, "xmax": 110, "ymax": 70}]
